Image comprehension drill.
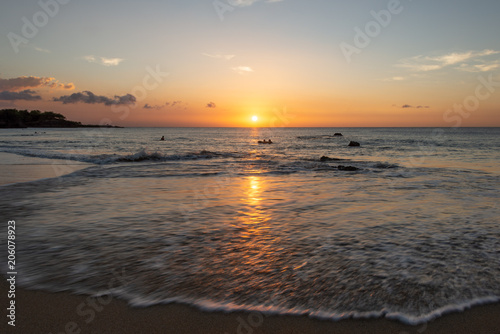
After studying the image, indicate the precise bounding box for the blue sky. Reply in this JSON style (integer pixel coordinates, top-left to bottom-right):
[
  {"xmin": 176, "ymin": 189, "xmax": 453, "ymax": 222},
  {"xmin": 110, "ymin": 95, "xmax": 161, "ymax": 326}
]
[{"xmin": 1, "ymin": 0, "xmax": 499, "ymax": 126}]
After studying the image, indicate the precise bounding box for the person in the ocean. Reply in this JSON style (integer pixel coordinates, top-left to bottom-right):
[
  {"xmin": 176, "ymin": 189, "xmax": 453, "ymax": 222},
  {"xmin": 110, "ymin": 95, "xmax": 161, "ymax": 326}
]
[
  {"xmin": 160, "ymin": 136, "xmax": 165, "ymax": 141},
  {"xmin": 268, "ymin": 139, "xmax": 272, "ymax": 144}
]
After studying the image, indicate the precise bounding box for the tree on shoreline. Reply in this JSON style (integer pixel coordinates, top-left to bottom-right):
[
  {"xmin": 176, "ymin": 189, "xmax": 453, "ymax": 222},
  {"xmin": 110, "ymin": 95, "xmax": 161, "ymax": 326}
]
[
  {"xmin": 0, "ymin": 109, "xmax": 77, "ymax": 128},
  {"xmin": 0, "ymin": 109, "xmax": 121, "ymax": 128}
]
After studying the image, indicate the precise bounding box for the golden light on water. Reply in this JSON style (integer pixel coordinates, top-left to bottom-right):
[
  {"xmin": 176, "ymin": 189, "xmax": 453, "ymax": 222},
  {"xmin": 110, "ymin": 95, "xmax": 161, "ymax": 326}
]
[
  {"xmin": 236, "ymin": 175, "xmax": 270, "ymax": 230},
  {"xmin": 248, "ymin": 175, "xmax": 262, "ymax": 206}
]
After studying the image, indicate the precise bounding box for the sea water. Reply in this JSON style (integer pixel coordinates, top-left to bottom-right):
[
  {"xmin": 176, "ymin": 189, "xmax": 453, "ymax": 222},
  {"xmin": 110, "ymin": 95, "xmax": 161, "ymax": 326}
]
[{"xmin": 0, "ymin": 127, "xmax": 499, "ymax": 325}]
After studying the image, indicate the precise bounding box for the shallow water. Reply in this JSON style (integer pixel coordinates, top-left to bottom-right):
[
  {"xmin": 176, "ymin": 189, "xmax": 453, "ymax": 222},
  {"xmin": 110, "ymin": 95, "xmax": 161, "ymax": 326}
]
[{"xmin": 1, "ymin": 127, "xmax": 499, "ymax": 324}]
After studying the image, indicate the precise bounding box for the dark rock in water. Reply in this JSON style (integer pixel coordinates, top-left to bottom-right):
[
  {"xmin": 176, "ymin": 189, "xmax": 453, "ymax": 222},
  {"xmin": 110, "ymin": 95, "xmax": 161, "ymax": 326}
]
[
  {"xmin": 338, "ymin": 165, "xmax": 359, "ymax": 171},
  {"xmin": 348, "ymin": 141, "xmax": 360, "ymax": 147},
  {"xmin": 320, "ymin": 156, "xmax": 340, "ymax": 161},
  {"xmin": 334, "ymin": 133, "xmax": 343, "ymax": 136}
]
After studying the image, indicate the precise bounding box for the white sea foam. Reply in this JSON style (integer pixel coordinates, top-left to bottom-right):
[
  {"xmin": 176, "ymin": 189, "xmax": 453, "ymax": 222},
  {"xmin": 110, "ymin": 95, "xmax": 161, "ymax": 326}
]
[{"xmin": 116, "ymin": 291, "xmax": 500, "ymax": 325}]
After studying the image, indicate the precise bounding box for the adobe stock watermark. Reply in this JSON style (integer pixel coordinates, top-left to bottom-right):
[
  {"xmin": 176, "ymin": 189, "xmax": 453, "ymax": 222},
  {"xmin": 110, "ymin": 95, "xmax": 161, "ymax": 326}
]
[
  {"xmin": 213, "ymin": 0, "xmax": 269, "ymax": 21},
  {"xmin": 384, "ymin": 72, "xmax": 499, "ymax": 186},
  {"xmin": 178, "ymin": 106, "xmax": 295, "ymax": 222},
  {"xmin": 213, "ymin": 0, "xmax": 236, "ymax": 21},
  {"xmin": 224, "ymin": 294, "xmax": 286, "ymax": 334},
  {"xmin": 401, "ymin": 73, "xmax": 499, "ymax": 167},
  {"xmin": 48, "ymin": 268, "xmax": 134, "ymax": 334},
  {"xmin": 261, "ymin": 106, "xmax": 295, "ymax": 138},
  {"xmin": 443, "ymin": 73, "xmax": 500, "ymax": 127},
  {"xmin": 110, "ymin": 64, "xmax": 169, "ymax": 121},
  {"xmin": 340, "ymin": 0, "xmax": 412, "ymax": 64},
  {"xmin": 50, "ymin": 64, "xmax": 169, "ymax": 178},
  {"xmin": 7, "ymin": 0, "xmax": 72, "ymax": 54}
]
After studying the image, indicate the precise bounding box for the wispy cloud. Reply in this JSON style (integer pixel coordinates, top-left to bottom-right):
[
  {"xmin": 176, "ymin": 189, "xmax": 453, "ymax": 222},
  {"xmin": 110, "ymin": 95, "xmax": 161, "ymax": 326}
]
[
  {"xmin": 400, "ymin": 104, "xmax": 430, "ymax": 109},
  {"xmin": 144, "ymin": 101, "xmax": 186, "ymax": 110},
  {"xmin": 143, "ymin": 103, "xmax": 163, "ymax": 110},
  {"xmin": 457, "ymin": 60, "xmax": 500, "ymax": 72},
  {"xmin": 83, "ymin": 55, "xmax": 124, "ymax": 67},
  {"xmin": 165, "ymin": 101, "xmax": 183, "ymax": 108},
  {"xmin": 206, "ymin": 102, "xmax": 216, "ymax": 108},
  {"xmin": 53, "ymin": 91, "xmax": 135, "ymax": 106},
  {"xmin": 232, "ymin": 66, "xmax": 253, "ymax": 75},
  {"xmin": 0, "ymin": 76, "xmax": 74, "ymax": 91},
  {"xmin": 0, "ymin": 90, "xmax": 42, "ymax": 101},
  {"xmin": 397, "ymin": 49, "xmax": 500, "ymax": 73},
  {"xmin": 228, "ymin": 0, "xmax": 284, "ymax": 7},
  {"xmin": 34, "ymin": 46, "xmax": 50, "ymax": 53},
  {"xmin": 383, "ymin": 76, "xmax": 406, "ymax": 82},
  {"xmin": 202, "ymin": 53, "xmax": 235, "ymax": 60}
]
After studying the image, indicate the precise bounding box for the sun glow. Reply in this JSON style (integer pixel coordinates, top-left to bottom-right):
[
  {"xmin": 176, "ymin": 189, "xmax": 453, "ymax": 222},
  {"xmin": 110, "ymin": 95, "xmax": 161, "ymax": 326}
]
[{"xmin": 251, "ymin": 115, "xmax": 258, "ymax": 122}]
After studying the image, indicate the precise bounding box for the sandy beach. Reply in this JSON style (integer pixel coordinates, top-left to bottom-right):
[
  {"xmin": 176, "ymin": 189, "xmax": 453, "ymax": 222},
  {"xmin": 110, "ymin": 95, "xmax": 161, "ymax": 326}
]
[
  {"xmin": 1, "ymin": 280, "xmax": 499, "ymax": 334},
  {"xmin": 0, "ymin": 152, "xmax": 92, "ymax": 186}
]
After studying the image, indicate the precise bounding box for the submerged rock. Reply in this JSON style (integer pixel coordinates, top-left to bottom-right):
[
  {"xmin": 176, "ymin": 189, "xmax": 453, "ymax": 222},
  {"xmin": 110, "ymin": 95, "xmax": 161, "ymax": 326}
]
[
  {"xmin": 334, "ymin": 133, "xmax": 343, "ymax": 136},
  {"xmin": 338, "ymin": 165, "xmax": 359, "ymax": 171},
  {"xmin": 348, "ymin": 141, "xmax": 360, "ymax": 147}
]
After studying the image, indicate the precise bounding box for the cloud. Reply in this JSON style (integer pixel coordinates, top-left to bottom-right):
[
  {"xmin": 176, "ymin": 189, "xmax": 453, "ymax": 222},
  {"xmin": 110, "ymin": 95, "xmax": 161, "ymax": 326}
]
[
  {"xmin": 206, "ymin": 102, "xmax": 216, "ymax": 108},
  {"xmin": 83, "ymin": 55, "xmax": 124, "ymax": 67},
  {"xmin": 397, "ymin": 49, "xmax": 500, "ymax": 72},
  {"xmin": 232, "ymin": 66, "xmax": 254, "ymax": 74},
  {"xmin": 34, "ymin": 46, "xmax": 50, "ymax": 53},
  {"xmin": 0, "ymin": 76, "xmax": 74, "ymax": 92},
  {"xmin": 458, "ymin": 61, "xmax": 500, "ymax": 73},
  {"xmin": 400, "ymin": 104, "xmax": 430, "ymax": 109},
  {"xmin": 53, "ymin": 91, "xmax": 136, "ymax": 106},
  {"xmin": 382, "ymin": 76, "xmax": 406, "ymax": 82},
  {"xmin": 143, "ymin": 103, "xmax": 164, "ymax": 110},
  {"xmin": 143, "ymin": 101, "xmax": 185, "ymax": 110},
  {"xmin": 61, "ymin": 83, "xmax": 75, "ymax": 90},
  {"xmin": 202, "ymin": 53, "xmax": 235, "ymax": 60},
  {"xmin": 0, "ymin": 90, "xmax": 42, "ymax": 101},
  {"xmin": 166, "ymin": 101, "xmax": 183, "ymax": 107},
  {"xmin": 227, "ymin": 0, "xmax": 284, "ymax": 7}
]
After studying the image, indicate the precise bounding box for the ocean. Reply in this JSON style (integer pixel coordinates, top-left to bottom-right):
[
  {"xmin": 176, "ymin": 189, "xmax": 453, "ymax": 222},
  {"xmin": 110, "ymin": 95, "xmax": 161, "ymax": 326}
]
[{"xmin": 0, "ymin": 127, "xmax": 499, "ymax": 325}]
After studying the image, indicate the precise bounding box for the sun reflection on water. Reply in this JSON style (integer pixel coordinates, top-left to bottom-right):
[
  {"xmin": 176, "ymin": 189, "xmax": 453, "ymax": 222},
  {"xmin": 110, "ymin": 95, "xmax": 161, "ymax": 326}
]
[{"xmin": 236, "ymin": 175, "xmax": 271, "ymax": 231}]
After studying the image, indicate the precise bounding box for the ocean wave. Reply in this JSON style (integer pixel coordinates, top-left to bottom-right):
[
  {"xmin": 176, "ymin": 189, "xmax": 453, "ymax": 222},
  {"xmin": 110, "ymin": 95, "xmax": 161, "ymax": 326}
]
[
  {"xmin": 371, "ymin": 162, "xmax": 399, "ymax": 169},
  {"xmin": 0, "ymin": 147, "xmax": 243, "ymax": 165},
  {"xmin": 296, "ymin": 134, "xmax": 345, "ymax": 140}
]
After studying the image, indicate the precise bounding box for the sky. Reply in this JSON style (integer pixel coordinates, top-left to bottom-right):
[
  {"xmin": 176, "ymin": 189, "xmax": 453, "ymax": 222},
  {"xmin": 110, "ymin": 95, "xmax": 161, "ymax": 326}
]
[{"xmin": 1, "ymin": 0, "xmax": 500, "ymax": 127}]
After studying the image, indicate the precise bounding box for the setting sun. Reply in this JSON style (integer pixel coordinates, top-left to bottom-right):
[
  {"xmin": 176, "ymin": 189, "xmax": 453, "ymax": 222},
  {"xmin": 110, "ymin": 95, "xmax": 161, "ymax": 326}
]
[{"xmin": 252, "ymin": 116, "xmax": 258, "ymax": 122}]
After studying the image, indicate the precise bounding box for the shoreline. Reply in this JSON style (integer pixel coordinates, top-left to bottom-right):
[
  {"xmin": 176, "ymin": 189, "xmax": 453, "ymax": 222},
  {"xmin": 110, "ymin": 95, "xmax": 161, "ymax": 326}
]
[
  {"xmin": 2, "ymin": 282, "xmax": 500, "ymax": 334},
  {"xmin": 0, "ymin": 125, "xmax": 124, "ymax": 128},
  {"xmin": 0, "ymin": 152, "xmax": 93, "ymax": 186}
]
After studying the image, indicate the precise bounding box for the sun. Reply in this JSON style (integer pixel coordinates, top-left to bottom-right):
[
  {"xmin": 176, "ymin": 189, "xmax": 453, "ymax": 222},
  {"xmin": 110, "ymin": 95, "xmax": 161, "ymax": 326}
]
[{"xmin": 251, "ymin": 115, "xmax": 258, "ymax": 122}]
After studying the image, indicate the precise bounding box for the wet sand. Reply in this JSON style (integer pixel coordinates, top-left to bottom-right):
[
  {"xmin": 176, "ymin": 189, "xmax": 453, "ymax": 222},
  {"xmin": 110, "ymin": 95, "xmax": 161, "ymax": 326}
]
[
  {"xmin": 0, "ymin": 152, "xmax": 92, "ymax": 186},
  {"xmin": 1, "ymin": 281, "xmax": 499, "ymax": 334}
]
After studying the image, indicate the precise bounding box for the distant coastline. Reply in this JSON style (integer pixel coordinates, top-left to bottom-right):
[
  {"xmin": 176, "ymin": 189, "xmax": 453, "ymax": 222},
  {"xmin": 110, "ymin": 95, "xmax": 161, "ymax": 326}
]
[{"xmin": 0, "ymin": 109, "xmax": 123, "ymax": 128}]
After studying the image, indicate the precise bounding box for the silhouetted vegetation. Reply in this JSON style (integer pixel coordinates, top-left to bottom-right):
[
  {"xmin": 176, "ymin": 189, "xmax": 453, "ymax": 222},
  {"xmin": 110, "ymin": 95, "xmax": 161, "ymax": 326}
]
[{"xmin": 0, "ymin": 109, "xmax": 122, "ymax": 128}]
